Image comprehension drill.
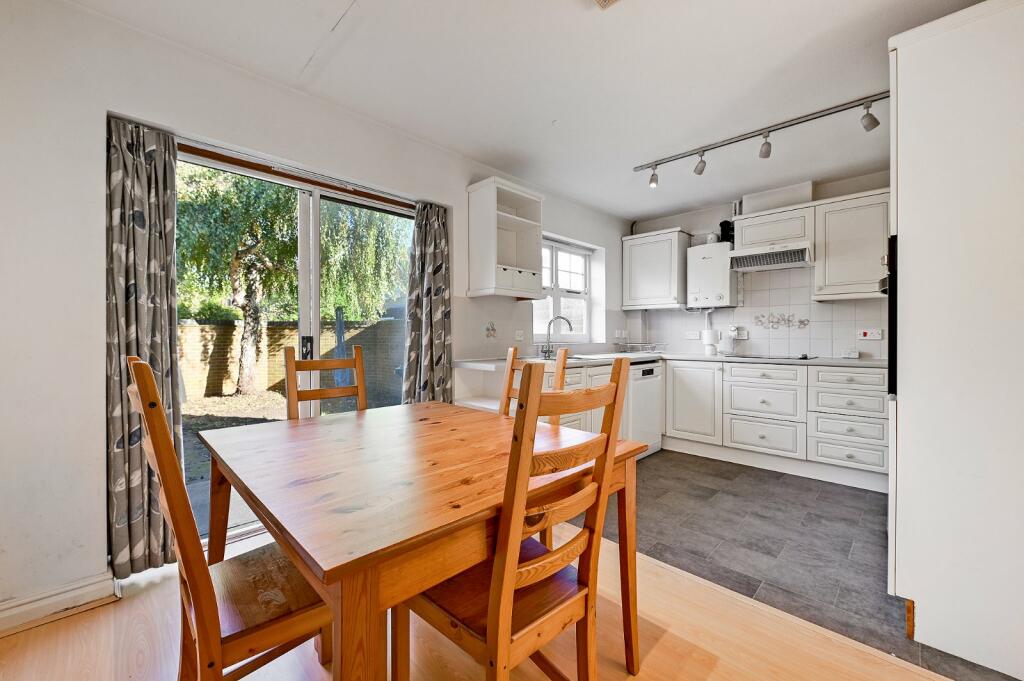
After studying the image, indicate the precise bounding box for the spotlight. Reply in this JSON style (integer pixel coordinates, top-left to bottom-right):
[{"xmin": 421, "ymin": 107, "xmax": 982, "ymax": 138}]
[
  {"xmin": 861, "ymin": 102, "xmax": 880, "ymax": 132},
  {"xmin": 693, "ymin": 152, "xmax": 706, "ymax": 175},
  {"xmin": 759, "ymin": 133, "xmax": 772, "ymax": 159},
  {"xmin": 649, "ymin": 166, "xmax": 659, "ymax": 189}
]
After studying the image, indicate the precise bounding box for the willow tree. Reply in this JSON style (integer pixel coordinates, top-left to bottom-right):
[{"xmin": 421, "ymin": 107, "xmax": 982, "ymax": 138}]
[{"xmin": 176, "ymin": 162, "xmax": 412, "ymax": 394}]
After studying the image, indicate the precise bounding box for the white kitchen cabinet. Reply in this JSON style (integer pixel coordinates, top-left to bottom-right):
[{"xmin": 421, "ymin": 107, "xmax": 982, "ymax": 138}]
[
  {"xmin": 467, "ymin": 177, "xmax": 544, "ymax": 299},
  {"xmin": 733, "ymin": 206, "xmax": 815, "ymax": 253},
  {"xmin": 813, "ymin": 192, "xmax": 889, "ymax": 300},
  {"xmin": 585, "ymin": 364, "xmax": 613, "ymax": 436},
  {"xmin": 724, "ymin": 414, "xmax": 806, "ymax": 459},
  {"xmin": 665, "ymin": 360, "xmax": 723, "ymax": 445},
  {"xmin": 622, "ymin": 228, "xmax": 690, "ymax": 310}
]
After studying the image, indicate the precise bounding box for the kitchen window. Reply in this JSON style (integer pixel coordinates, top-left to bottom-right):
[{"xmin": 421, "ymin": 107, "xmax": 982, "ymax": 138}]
[{"xmin": 533, "ymin": 239, "xmax": 591, "ymax": 342}]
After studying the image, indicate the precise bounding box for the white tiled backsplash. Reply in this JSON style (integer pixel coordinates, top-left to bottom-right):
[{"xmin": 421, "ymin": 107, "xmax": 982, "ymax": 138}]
[{"xmin": 645, "ymin": 267, "xmax": 888, "ymax": 359}]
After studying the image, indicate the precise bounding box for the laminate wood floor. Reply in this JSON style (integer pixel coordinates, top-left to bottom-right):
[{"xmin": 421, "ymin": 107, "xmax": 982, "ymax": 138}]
[{"xmin": 0, "ymin": 527, "xmax": 948, "ymax": 681}]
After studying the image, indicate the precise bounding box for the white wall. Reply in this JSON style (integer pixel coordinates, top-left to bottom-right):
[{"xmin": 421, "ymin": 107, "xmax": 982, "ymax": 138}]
[
  {"xmin": 0, "ymin": 0, "xmax": 627, "ymax": 621},
  {"xmin": 891, "ymin": 2, "xmax": 1024, "ymax": 677}
]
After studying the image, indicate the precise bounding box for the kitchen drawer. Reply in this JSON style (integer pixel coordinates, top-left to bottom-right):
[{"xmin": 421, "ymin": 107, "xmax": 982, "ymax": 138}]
[
  {"xmin": 724, "ymin": 363, "xmax": 807, "ymax": 386},
  {"xmin": 808, "ymin": 437, "xmax": 888, "ymax": 473},
  {"xmin": 724, "ymin": 414, "xmax": 806, "ymax": 459},
  {"xmin": 809, "ymin": 412, "xmax": 888, "ymax": 445},
  {"xmin": 496, "ymin": 265, "xmax": 515, "ymax": 288},
  {"xmin": 809, "ymin": 387, "xmax": 889, "ymax": 417},
  {"xmin": 724, "ymin": 382, "xmax": 806, "ymax": 421},
  {"xmin": 810, "ymin": 366, "xmax": 888, "ymax": 392},
  {"xmin": 514, "ymin": 269, "xmax": 540, "ymax": 291},
  {"xmin": 545, "ymin": 368, "xmax": 584, "ymax": 389}
]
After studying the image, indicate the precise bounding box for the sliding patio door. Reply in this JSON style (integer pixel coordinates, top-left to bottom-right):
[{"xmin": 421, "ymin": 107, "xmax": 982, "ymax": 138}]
[{"xmin": 175, "ymin": 157, "xmax": 413, "ymax": 535}]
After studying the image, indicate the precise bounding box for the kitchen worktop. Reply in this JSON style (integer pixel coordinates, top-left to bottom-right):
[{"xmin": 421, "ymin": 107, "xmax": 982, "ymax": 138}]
[{"xmin": 453, "ymin": 353, "xmax": 888, "ymax": 371}]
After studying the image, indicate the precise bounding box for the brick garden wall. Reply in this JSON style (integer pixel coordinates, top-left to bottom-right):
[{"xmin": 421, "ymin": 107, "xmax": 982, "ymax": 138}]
[{"xmin": 178, "ymin": 319, "xmax": 406, "ymax": 407}]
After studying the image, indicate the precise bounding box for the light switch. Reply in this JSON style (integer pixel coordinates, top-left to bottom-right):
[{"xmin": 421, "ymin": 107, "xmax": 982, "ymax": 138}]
[
  {"xmin": 857, "ymin": 328, "xmax": 883, "ymax": 340},
  {"xmin": 514, "ymin": 329, "xmax": 524, "ymax": 341}
]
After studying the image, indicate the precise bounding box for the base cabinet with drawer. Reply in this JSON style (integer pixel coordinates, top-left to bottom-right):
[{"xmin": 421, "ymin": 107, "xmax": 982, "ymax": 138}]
[
  {"xmin": 665, "ymin": 360, "xmax": 888, "ymax": 474},
  {"xmin": 807, "ymin": 365, "xmax": 889, "ymax": 472},
  {"xmin": 722, "ymin": 363, "xmax": 808, "ymax": 460}
]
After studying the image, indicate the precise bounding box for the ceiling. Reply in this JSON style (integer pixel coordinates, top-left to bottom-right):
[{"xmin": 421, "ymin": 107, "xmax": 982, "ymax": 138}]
[{"xmin": 74, "ymin": 0, "xmax": 978, "ymax": 219}]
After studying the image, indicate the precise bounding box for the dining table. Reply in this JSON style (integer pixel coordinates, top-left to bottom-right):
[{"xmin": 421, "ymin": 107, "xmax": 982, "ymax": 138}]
[{"xmin": 200, "ymin": 401, "xmax": 646, "ymax": 681}]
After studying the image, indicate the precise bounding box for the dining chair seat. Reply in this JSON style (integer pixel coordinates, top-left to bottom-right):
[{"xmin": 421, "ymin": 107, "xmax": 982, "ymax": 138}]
[
  {"xmin": 408, "ymin": 537, "xmax": 586, "ymax": 665},
  {"xmin": 210, "ymin": 542, "xmax": 330, "ymax": 663}
]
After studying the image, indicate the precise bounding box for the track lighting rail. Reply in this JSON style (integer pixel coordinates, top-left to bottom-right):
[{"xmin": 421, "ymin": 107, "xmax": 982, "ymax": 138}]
[{"xmin": 633, "ymin": 90, "xmax": 889, "ymax": 174}]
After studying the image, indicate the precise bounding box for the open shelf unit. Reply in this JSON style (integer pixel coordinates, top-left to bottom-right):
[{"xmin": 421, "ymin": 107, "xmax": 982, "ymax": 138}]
[{"xmin": 467, "ymin": 177, "xmax": 544, "ymax": 299}]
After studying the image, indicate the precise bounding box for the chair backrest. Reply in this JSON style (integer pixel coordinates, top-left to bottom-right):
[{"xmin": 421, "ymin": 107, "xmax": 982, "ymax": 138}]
[
  {"xmin": 284, "ymin": 345, "xmax": 368, "ymax": 420},
  {"xmin": 126, "ymin": 357, "xmax": 223, "ymax": 667},
  {"xmin": 498, "ymin": 347, "xmax": 569, "ymax": 423},
  {"xmin": 486, "ymin": 358, "xmax": 630, "ymax": 660}
]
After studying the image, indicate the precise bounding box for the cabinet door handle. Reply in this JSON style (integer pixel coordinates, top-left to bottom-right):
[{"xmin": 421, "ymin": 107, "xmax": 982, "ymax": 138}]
[
  {"xmin": 846, "ymin": 400, "xmax": 856, "ymax": 406},
  {"xmin": 758, "ymin": 434, "xmax": 767, "ymax": 440},
  {"xmin": 846, "ymin": 376, "xmax": 855, "ymax": 382},
  {"xmin": 845, "ymin": 426, "xmax": 856, "ymax": 433},
  {"xmin": 759, "ymin": 398, "xmax": 769, "ymax": 405},
  {"xmin": 760, "ymin": 372, "xmax": 770, "ymax": 378},
  {"xmin": 845, "ymin": 453, "xmax": 857, "ymax": 460}
]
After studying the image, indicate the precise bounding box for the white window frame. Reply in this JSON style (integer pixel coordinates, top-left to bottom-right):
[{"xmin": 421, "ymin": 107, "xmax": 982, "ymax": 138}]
[{"xmin": 536, "ymin": 239, "xmax": 592, "ymax": 343}]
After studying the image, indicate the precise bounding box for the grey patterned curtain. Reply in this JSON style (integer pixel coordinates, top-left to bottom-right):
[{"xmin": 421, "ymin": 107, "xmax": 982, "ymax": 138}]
[
  {"xmin": 105, "ymin": 118, "xmax": 181, "ymax": 578},
  {"xmin": 403, "ymin": 202, "xmax": 453, "ymax": 403}
]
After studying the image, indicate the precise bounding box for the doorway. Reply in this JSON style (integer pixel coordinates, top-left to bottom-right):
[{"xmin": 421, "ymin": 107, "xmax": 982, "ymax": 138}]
[{"xmin": 174, "ymin": 157, "xmax": 414, "ymax": 535}]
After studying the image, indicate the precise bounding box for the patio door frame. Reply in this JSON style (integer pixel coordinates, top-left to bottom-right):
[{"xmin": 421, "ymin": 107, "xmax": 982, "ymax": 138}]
[{"xmin": 178, "ymin": 152, "xmax": 416, "ymax": 418}]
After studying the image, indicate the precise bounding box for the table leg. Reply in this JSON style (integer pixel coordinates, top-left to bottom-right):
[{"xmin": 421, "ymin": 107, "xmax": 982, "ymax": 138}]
[
  {"xmin": 331, "ymin": 569, "xmax": 387, "ymax": 681},
  {"xmin": 207, "ymin": 457, "xmax": 231, "ymax": 565},
  {"xmin": 616, "ymin": 458, "xmax": 640, "ymax": 675}
]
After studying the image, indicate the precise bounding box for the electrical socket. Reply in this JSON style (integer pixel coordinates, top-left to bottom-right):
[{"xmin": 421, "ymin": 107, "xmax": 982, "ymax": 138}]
[
  {"xmin": 514, "ymin": 329, "xmax": 524, "ymax": 341},
  {"xmin": 857, "ymin": 328, "xmax": 883, "ymax": 340}
]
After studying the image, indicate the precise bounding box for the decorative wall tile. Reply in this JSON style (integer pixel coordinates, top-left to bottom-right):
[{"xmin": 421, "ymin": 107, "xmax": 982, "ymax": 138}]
[{"xmin": 642, "ymin": 267, "xmax": 888, "ymax": 359}]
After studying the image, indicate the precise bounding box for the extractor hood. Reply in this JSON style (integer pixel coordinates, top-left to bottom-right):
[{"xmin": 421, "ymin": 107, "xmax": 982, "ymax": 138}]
[{"xmin": 730, "ymin": 241, "xmax": 813, "ymax": 272}]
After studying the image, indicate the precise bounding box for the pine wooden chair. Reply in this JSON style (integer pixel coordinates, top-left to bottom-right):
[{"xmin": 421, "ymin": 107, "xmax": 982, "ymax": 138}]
[
  {"xmin": 283, "ymin": 345, "xmax": 367, "ymax": 419},
  {"xmin": 498, "ymin": 347, "xmax": 569, "ymax": 424},
  {"xmin": 125, "ymin": 356, "xmax": 333, "ymax": 681},
  {"xmin": 392, "ymin": 358, "xmax": 630, "ymax": 681},
  {"xmin": 499, "ymin": 346, "xmax": 570, "ymax": 548}
]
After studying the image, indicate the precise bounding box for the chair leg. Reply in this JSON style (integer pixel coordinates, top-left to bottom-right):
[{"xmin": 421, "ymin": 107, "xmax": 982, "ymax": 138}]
[
  {"xmin": 391, "ymin": 605, "xmax": 410, "ymax": 681},
  {"xmin": 178, "ymin": 606, "xmax": 198, "ymax": 681},
  {"xmin": 315, "ymin": 623, "xmax": 333, "ymax": 666},
  {"xmin": 575, "ymin": 604, "xmax": 597, "ymax": 681},
  {"xmin": 540, "ymin": 527, "xmax": 554, "ymax": 550}
]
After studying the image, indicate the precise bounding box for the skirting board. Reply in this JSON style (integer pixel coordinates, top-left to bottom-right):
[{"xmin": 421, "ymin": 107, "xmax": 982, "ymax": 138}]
[
  {"xmin": 0, "ymin": 570, "xmax": 118, "ymax": 638},
  {"xmin": 661, "ymin": 436, "xmax": 888, "ymax": 493}
]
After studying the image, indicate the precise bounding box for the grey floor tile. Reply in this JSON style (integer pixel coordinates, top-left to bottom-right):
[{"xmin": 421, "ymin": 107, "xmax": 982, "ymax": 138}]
[
  {"xmin": 920, "ymin": 645, "xmax": 1019, "ymax": 681},
  {"xmin": 860, "ymin": 510, "xmax": 888, "ymax": 532},
  {"xmin": 708, "ymin": 540, "xmax": 779, "ymax": 579},
  {"xmin": 649, "ymin": 541, "xmax": 763, "ymax": 598},
  {"xmin": 849, "ymin": 539, "xmax": 886, "ymax": 567},
  {"xmin": 802, "ymin": 511, "xmax": 862, "ymax": 540},
  {"xmin": 765, "ymin": 543, "xmax": 842, "ymax": 604},
  {"xmin": 816, "ymin": 484, "xmax": 871, "ymax": 511},
  {"xmin": 754, "ymin": 583, "xmax": 921, "ymax": 666},
  {"xmin": 834, "ymin": 585, "xmax": 906, "ymax": 630},
  {"xmin": 632, "ymin": 451, "xmax": 1005, "ymax": 678}
]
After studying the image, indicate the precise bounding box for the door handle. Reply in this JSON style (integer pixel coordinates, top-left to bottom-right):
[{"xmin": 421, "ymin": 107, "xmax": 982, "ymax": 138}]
[{"xmin": 301, "ymin": 335, "xmax": 314, "ymax": 360}]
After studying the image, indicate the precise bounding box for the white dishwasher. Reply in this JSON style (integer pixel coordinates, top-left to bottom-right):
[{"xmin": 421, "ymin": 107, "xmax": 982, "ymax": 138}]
[{"xmin": 626, "ymin": 361, "xmax": 664, "ymax": 458}]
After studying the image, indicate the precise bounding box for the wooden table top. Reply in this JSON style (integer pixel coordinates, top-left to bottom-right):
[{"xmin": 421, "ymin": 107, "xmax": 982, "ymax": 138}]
[{"xmin": 199, "ymin": 401, "xmax": 647, "ymax": 583}]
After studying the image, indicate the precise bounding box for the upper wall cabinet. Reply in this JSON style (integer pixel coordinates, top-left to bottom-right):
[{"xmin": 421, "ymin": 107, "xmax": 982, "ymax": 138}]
[
  {"xmin": 622, "ymin": 228, "xmax": 691, "ymax": 310},
  {"xmin": 467, "ymin": 177, "xmax": 544, "ymax": 299},
  {"xmin": 734, "ymin": 206, "xmax": 815, "ymax": 256},
  {"xmin": 813, "ymin": 192, "xmax": 889, "ymax": 300}
]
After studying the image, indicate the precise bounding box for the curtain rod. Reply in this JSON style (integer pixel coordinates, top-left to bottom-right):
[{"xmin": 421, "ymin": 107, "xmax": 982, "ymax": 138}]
[
  {"xmin": 633, "ymin": 91, "xmax": 890, "ymax": 173},
  {"xmin": 107, "ymin": 115, "xmax": 418, "ymax": 212}
]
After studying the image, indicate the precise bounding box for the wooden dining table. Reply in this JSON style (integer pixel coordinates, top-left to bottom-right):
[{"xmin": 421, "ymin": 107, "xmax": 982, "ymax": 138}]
[{"xmin": 200, "ymin": 401, "xmax": 646, "ymax": 681}]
